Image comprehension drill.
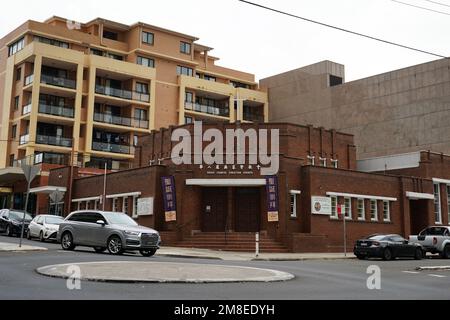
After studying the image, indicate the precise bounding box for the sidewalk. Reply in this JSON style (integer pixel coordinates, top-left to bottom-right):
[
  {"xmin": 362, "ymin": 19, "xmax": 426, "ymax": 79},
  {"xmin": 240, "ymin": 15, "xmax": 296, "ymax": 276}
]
[
  {"xmin": 157, "ymin": 246, "xmax": 356, "ymax": 261},
  {"xmin": 0, "ymin": 242, "xmax": 47, "ymax": 252}
]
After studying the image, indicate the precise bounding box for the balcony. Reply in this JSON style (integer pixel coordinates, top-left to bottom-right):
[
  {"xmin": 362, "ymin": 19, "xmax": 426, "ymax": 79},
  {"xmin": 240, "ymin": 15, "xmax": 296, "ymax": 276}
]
[
  {"xmin": 243, "ymin": 112, "xmax": 264, "ymax": 123},
  {"xmin": 94, "ymin": 113, "xmax": 149, "ymax": 129},
  {"xmin": 22, "ymin": 103, "xmax": 32, "ymax": 115},
  {"xmin": 36, "ymin": 134, "xmax": 72, "ymax": 148},
  {"xmin": 95, "ymin": 85, "xmax": 150, "ymax": 103},
  {"xmin": 185, "ymin": 101, "xmax": 229, "ymax": 117},
  {"xmin": 41, "ymin": 74, "xmax": 76, "ymax": 89},
  {"xmin": 24, "ymin": 74, "xmax": 34, "ymax": 86},
  {"xmin": 92, "ymin": 141, "xmax": 132, "ymax": 155},
  {"xmin": 19, "ymin": 134, "xmax": 30, "ymax": 145},
  {"xmin": 38, "ymin": 103, "xmax": 74, "ymax": 118}
]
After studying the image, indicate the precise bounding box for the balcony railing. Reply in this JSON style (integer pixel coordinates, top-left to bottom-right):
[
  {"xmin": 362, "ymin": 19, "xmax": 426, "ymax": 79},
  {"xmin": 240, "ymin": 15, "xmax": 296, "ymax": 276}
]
[
  {"xmin": 24, "ymin": 74, "xmax": 34, "ymax": 86},
  {"xmin": 93, "ymin": 112, "xmax": 149, "ymax": 129},
  {"xmin": 41, "ymin": 74, "xmax": 76, "ymax": 89},
  {"xmin": 36, "ymin": 134, "xmax": 72, "ymax": 148},
  {"xmin": 95, "ymin": 85, "xmax": 150, "ymax": 103},
  {"xmin": 19, "ymin": 134, "xmax": 30, "ymax": 145},
  {"xmin": 38, "ymin": 103, "xmax": 74, "ymax": 118},
  {"xmin": 185, "ymin": 101, "xmax": 229, "ymax": 117},
  {"xmin": 92, "ymin": 141, "xmax": 133, "ymax": 155},
  {"xmin": 22, "ymin": 103, "xmax": 32, "ymax": 115}
]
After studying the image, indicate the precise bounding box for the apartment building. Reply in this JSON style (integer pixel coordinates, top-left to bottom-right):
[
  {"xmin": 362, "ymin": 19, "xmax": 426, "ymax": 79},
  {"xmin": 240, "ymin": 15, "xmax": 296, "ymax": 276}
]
[{"xmin": 0, "ymin": 16, "xmax": 268, "ymax": 213}]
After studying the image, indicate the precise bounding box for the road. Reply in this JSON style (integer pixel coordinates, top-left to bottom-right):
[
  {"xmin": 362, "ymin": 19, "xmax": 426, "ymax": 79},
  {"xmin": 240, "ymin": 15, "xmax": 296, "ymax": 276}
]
[{"xmin": 1, "ymin": 235, "xmax": 449, "ymax": 300}]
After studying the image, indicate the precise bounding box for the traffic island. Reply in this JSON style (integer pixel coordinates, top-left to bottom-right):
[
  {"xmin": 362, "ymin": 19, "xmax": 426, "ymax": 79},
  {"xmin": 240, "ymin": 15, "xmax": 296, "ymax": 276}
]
[
  {"xmin": 0, "ymin": 242, "xmax": 47, "ymax": 252},
  {"xmin": 36, "ymin": 261, "xmax": 295, "ymax": 283}
]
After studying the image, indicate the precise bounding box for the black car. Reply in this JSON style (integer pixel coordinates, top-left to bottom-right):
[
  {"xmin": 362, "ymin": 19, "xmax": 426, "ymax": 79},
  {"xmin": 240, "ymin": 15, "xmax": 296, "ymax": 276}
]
[
  {"xmin": 0, "ymin": 209, "xmax": 33, "ymax": 237},
  {"xmin": 354, "ymin": 234, "xmax": 424, "ymax": 260}
]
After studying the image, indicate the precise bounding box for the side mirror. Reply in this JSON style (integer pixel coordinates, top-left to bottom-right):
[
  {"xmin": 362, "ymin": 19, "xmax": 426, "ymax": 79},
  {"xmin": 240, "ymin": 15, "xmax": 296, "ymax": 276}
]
[{"xmin": 96, "ymin": 220, "xmax": 106, "ymax": 226}]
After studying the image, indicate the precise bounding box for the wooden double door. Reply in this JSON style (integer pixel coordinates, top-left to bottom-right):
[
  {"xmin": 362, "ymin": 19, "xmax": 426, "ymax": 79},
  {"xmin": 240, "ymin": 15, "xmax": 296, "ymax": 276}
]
[{"xmin": 201, "ymin": 187, "xmax": 260, "ymax": 232}]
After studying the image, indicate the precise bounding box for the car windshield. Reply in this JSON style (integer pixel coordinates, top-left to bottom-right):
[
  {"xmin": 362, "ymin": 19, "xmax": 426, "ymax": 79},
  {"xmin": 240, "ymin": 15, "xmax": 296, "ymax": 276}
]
[
  {"xmin": 368, "ymin": 235, "xmax": 387, "ymax": 241},
  {"xmin": 102, "ymin": 212, "xmax": 138, "ymax": 226},
  {"xmin": 9, "ymin": 211, "xmax": 33, "ymax": 221},
  {"xmin": 45, "ymin": 216, "xmax": 63, "ymax": 225}
]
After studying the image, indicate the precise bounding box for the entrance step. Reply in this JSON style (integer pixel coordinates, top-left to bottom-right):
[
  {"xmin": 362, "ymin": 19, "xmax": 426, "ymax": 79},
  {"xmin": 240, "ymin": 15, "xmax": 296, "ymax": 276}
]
[{"xmin": 174, "ymin": 232, "xmax": 290, "ymax": 253}]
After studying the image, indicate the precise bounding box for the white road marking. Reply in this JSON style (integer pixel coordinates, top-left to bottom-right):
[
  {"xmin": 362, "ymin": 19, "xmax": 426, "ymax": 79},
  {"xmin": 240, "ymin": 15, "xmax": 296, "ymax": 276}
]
[
  {"xmin": 427, "ymin": 274, "xmax": 447, "ymax": 278},
  {"xmin": 402, "ymin": 271, "xmax": 420, "ymax": 274}
]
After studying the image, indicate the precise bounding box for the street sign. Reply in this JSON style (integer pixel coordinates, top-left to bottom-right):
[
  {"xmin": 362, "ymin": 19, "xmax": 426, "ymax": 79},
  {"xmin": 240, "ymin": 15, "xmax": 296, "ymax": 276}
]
[
  {"xmin": 49, "ymin": 189, "xmax": 65, "ymax": 204},
  {"xmin": 19, "ymin": 163, "xmax": 40, "ymax": 247}
]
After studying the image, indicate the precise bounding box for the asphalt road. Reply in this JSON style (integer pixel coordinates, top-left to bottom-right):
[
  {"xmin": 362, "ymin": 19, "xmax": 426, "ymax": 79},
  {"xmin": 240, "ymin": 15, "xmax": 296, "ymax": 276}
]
[{"xmin": 1, "ymin": 235, "xmax": 450, "ymax": 300}]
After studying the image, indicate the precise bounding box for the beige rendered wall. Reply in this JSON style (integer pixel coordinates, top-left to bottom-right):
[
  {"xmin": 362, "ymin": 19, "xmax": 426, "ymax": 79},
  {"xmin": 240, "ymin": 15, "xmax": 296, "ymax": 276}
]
[{"xmin": 261, "ymin": 59, "xmax": 450, "ymax": 159}]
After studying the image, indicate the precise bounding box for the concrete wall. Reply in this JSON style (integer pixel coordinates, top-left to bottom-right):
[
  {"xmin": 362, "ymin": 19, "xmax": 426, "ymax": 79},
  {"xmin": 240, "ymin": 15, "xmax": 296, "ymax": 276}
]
[{"xmin": 261, "ymin": 59, "xmax": 450, "ymax": 159}]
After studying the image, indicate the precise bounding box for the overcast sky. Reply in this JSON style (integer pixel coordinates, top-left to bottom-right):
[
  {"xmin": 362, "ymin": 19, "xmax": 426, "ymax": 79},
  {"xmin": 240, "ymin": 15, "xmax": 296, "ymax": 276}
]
[{"xmin": 1, "ymin": 0, "xmax": 449, "ymax": 81}]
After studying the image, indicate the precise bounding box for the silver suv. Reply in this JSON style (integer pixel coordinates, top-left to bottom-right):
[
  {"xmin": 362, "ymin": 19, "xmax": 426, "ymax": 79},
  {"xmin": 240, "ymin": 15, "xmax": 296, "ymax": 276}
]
[{"xmin": 57, "ymin": 210, "xmax": 161, "ymax": 257}]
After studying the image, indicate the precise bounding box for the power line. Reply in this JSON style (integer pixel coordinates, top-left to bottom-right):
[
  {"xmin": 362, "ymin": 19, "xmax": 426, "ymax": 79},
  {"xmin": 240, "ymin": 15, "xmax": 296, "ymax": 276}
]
[
  {"xmin": 391, "ymin": 0, "xmax": 450, "ymax": 16},
  {"xmin": 422, "ymin": 0, "xmax": 450, "ymax": 8},
  {"xmin": 238, "ymin": 0, "xmax": 448, "ymax": 59}
]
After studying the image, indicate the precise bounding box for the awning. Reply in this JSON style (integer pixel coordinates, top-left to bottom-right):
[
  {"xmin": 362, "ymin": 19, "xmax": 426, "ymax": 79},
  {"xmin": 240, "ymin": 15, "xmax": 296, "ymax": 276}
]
[
  {"xmin": 29, "ymin": 186, "xmax": 67, "ymax": 194},
  {"xmin": 0, "ymin": 167, "xmax": 35, "ymax": 186},
  {"xmin": 186, "ymin": 179, "xmax": 266, "ymax": 187},
  {"xmin": 405, "ymin": 191, "xmax": 434, "ymax": 200}
]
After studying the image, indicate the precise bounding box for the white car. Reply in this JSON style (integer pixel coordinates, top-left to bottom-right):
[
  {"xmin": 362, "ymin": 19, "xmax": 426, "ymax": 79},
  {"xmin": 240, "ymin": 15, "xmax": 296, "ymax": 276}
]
[{"xmin": 28, "ymin": 215, "xmax": 64, "ymax": 242}]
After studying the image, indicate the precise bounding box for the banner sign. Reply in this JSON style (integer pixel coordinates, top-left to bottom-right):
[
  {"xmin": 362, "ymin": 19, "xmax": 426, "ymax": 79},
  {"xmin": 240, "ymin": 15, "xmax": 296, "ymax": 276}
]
[
  {"xmin": 265, "ymin": 176, "xmax": 279, "ymax": 222},
  {"xmin": 161, "ymin": 176, "xmax": 177, "ymax": 222},
  {"xmin": 311, "ymin": 196, "xmax": 332, "ymax": 215}
]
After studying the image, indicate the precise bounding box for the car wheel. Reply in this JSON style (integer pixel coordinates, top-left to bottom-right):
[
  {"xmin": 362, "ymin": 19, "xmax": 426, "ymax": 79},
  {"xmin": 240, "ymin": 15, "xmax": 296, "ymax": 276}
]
[
  {"xmin": 6, "ymin": 225, "xmax": 13, "ymax": 237},
  {"xmin": 61, "ymin": 232, "xmax": 75, "ymax": 251},
  {"xmin": 356, "ymin": 254, "xmax": 366, "ymax": 260},
  {"xmin": 107, "ymin": 236, "xmax": 124, "ymax": 255},
  {"xmin": 442, "ymin": 245, "xmax": 450, "ymax": 259},
  {"xmin": 140, "ymin": 249, "xmax": 157, "ymax": 257},
  {"xmin": 414, "ymin": 248, "xmax": 423, "ymax": 260},
  {"xmin": 94, "ymin": 247, "xmax": 106, "ymax": 253},
  {"xmin": 382, "ymin": 248, "xmax": 393, "ymax": 261},
  {"xmin": 39, "ymin": 231, "xmax": 45, "ymax": 242}
]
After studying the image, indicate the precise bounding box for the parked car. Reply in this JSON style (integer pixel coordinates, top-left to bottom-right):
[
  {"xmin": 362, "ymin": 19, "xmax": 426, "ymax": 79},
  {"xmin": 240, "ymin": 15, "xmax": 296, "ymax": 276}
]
[
  {"xmin": 0, "ymin": 209, "xmax": 33, "ymax": 237},
  {"xmin": 28, "ymin": 214, "xmax": 64, "ymax": 242},
  {"xmin": 354, "ymin": 234, "xmax": 424, "ymax": 260},
  {"xmin": 57, "ymin": 210, "xmax": 161, "ymax": 257},
  {"xmin": 409, "ymin": 226, "xmax": 450, "ymax": 259}
]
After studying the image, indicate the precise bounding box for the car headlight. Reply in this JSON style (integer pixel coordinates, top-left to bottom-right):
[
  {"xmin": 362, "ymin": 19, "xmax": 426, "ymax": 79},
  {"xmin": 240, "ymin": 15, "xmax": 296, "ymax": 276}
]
[{"xmin": 124, "ymin": 230, "xmax": 140, "ymax": 236}]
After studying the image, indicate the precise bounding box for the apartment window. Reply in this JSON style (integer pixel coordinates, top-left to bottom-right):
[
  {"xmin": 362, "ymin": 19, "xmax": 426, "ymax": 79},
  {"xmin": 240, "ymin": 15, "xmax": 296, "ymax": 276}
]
[
  {"xmin": 180, "ymin": 41, "xmax": 191, "ymax": 54},
  {"xmin": 16, "ymin": 68, "xmax": 22, "ymax": 81},
  {"xmin": 11, "ymin": 125, "xmax": 17, "ymax": 139},
  {"xmin": 383, "ymin": 201, "xmax": 391, "ymax": 222},
  {"xmin": 123, "ymin": 197, "xmax": 129, "ymax": 214},
  {"xmin": 106, "ymin": 53, "xmax": 123, "ymax": 61},
  {"xmin": 9, "ymin": 155, "xmax": 15, "ymax": 167},
  {"xmin": 103, "ymin": 30, "xmax": 118, "ymax": 41},
  {"xmin": 230, "ymin": 81, "xmax": 250, "ymax": 89},
  {"xmin": 290, "ymin": 194, "xmax": 297, "ymax": 218},
  {"xmin": 142, "ymin": 31, "xmax": 154, "ymax": 45},
  {"xmin": 370, "ymin": 199, "xmax": 378, "ymax": 221},
  {"xmin": 184, "ymin": 116, "xmax": 193, "ymax": 124},
  {"xmin": 112, "ymin": 198, "xmax": 119, "ymax": 212},
  {"xmin": 204, "ymin": 74, "xmax": 216, "ymax": 82},
  {"xmin": 329, "ymin": 75, "xmax": 343, "ymax": 87},
  {"xmin": 132, "ymin": 196, "xmax": 139, "ymax": 218},
  {"xmin": 134, "ymin": 108, "xmax": 148, "ymax": 121},
  {"xmin": 137, "ymin": 56, "xmax": 155, "ymax": 68},
  {"xmin": 331, "ymin": 159, "xmax": 338, "ymax": 169},
  {"xmin": 344, "ymin": 197, "xmax": 351, "ymax": 220},
  {"xmin": 307, "ymin": 155, "xmax": 315, "ymax": 166},
  {"xmin": 185, "ymin": 92, "xmax": 193, "ymax": 102},
  {"xmin": 320, "ymin": 157, "xmax": 327, "ymax": 167},
  {"xmin": 34, "ymin": 36, "xmax": 69, "ymax": 48},
  {"xmin": 176, "ymin": 65, "xmax": 194, "ymax": 77},
  {"xmin": 135, "ymin": 82, "xmax": 149, "ymax": 94},
  {"xmin": 447, "ymin": 185, "xmax": 450, "ymax": 225},
  {"xmin": 434, "ymin": 183, "xmax": 442, "ymax": 224},
  {"xmin": 330, "ymin": 196, "xmax": 338, "ymax": 219},
  {"xmin": 14, "ymin": 96, "xmax": 19, "ymax": 110},
  {"xmin": 8, "ymin": 38, "xmax": 25, "ymax": 56},
  {"xmin": 357, "ymin": 198, "xmax": 365, "ymax": 220},
  {"xmin": 91, "ymin": 48, "xmax": 104, "ymax": 56}
]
